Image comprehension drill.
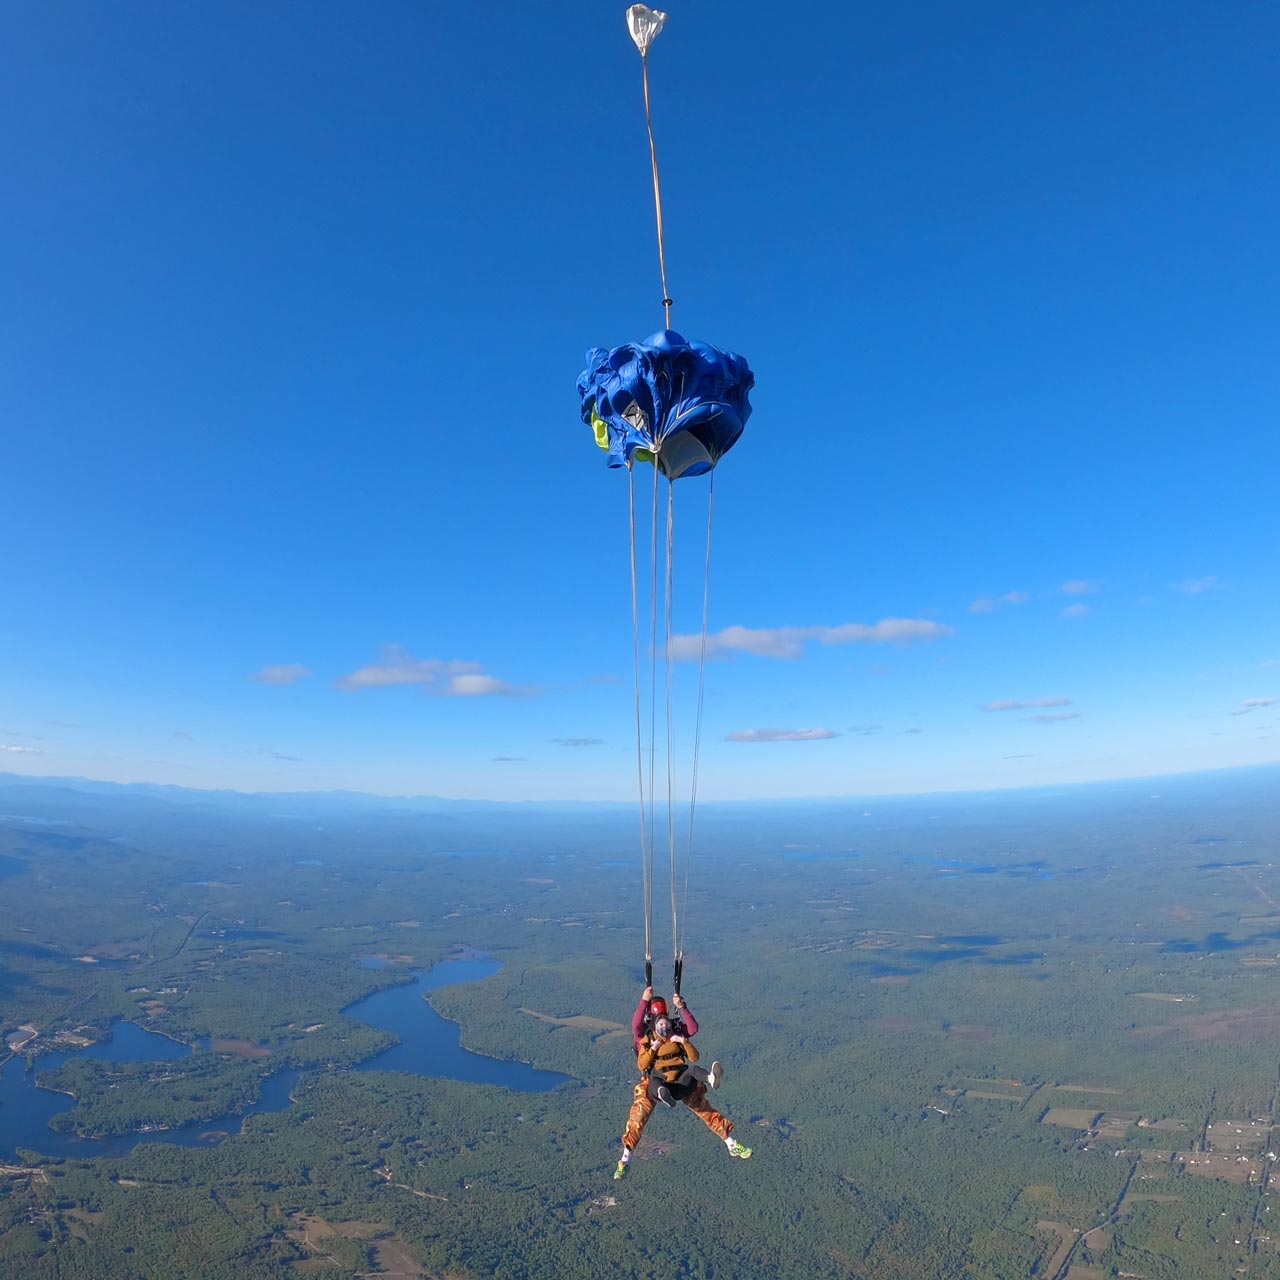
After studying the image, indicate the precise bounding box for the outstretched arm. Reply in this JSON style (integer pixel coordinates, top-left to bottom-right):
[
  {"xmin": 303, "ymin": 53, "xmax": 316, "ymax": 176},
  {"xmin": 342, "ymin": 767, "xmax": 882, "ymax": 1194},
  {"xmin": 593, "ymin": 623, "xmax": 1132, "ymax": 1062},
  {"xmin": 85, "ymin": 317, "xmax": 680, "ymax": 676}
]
[
  {"xmin": 631, "ymin": 997, "xmax": 650, "ymax": 1046},
  {"xmin": 674, "ymin": 997, "xmax": 698, "ymax": 1037}
]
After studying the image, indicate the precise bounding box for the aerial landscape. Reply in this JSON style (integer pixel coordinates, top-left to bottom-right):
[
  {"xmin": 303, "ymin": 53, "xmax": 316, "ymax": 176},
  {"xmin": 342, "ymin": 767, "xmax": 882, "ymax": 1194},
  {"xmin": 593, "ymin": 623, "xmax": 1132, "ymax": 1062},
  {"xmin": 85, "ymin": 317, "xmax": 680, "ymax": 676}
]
[{"xmin": 2, "ymin": 0, "xmax": 1277, "ymax": 1277}]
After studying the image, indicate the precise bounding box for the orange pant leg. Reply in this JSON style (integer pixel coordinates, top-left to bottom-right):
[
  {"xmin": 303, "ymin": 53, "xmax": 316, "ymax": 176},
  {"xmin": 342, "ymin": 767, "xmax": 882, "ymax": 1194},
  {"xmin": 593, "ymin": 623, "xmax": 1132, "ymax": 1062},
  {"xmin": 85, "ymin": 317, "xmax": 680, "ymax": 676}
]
[
  {"xmin": 623, "ymin": 1078, "xmax": 655, "ymax": 1150},
  {"xmin": 682, "ymin": 1081, "xmax": 733, "ymax": 1141}
]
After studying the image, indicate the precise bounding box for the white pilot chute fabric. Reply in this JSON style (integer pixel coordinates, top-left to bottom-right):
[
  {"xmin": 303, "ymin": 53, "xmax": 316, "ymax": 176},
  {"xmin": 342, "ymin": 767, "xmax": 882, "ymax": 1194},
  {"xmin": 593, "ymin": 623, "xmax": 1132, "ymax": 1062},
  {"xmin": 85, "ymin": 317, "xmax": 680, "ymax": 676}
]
[{"xmin": 626, "ymin": 5, "xmax": 667, "ymax": 56}]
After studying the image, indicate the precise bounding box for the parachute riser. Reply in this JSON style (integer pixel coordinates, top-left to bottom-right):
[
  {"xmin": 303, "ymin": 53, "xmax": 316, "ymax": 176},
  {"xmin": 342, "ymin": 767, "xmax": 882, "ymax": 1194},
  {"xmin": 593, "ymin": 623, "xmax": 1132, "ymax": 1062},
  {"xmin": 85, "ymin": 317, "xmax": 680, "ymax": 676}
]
[{"xmin": 638, "ymin": 47, "xmax": 673, "ymax": 329}]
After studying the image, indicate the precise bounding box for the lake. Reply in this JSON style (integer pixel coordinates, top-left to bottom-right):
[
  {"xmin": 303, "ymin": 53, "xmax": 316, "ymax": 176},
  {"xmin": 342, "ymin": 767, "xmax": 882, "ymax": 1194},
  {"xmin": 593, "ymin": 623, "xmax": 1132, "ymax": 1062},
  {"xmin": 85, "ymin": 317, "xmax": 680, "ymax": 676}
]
[{"xmin": 0, "ymin": 953, "xmax": 572, "ymax": 1160}]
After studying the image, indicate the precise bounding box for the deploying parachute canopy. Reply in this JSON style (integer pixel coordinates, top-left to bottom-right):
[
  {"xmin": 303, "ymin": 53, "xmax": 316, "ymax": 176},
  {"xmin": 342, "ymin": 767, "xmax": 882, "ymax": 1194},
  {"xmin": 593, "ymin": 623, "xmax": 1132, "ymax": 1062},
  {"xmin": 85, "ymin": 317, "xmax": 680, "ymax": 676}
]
[
  {"xmin": 626, "ymin": 4, "xmax": 667, "ymax": 55},
  {"xmin": 579, "ymin": 329, "xmax": 753, "ymax": 480}
]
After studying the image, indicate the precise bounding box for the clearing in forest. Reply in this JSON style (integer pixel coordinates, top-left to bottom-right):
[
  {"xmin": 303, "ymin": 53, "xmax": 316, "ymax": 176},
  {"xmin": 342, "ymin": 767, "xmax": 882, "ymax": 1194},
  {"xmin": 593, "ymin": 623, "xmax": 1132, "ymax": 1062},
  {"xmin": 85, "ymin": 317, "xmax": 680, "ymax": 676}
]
[
  {"xmin": 1041, "ymin": 1108, "xmax": 1102, "ymax": 1129},
  {"xmin": 1034, "ymin": 1220, "xmax": 1078, "ymax": 1277},
  {"xmin": 519, "ymin": 1008, "xmax": 625, "ymax": 1036}
]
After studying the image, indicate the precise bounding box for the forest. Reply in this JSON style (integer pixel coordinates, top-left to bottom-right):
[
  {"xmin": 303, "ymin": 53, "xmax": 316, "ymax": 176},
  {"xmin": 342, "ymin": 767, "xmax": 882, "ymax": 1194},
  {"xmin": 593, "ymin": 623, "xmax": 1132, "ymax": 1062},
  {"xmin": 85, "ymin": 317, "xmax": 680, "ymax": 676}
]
[{"xmin": 2, "ymin": 765, "xmax": 1280, "ymax": 1277}]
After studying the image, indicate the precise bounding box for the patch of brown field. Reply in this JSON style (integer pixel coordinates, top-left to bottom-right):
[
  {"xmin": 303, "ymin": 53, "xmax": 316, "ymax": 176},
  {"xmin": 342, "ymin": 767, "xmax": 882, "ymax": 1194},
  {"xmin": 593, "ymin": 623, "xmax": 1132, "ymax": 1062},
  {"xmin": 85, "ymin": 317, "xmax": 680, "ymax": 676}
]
[
  {"xmin": 969, "ymin": 1077, "xmax": 1025, "ymax": 1088},
  {"xmin": 1142, "ymin": 1117, "xmax": 1187, "ymax": 1132},
  {"xmin": 366, "ymin": 1237, "xmax": 425, "ymax": 1277},
  {"xmin": 302, "ymin": 1024, "xmax": 325, "ymax": 1033},
  {"xmin": 1240, "ymin": 957, "xmax": 1278, "ymax": 967},
  {"xmin": 871, "ymin": 1015, "xmax": 922, "ymax": 1033},
  {"xmin": 1042, "ymin": 1108, "xmax": 1102, "ymax": 1129},
  {"xmin": 1065, "ymin": 1267, "xmax": 1106, "ymax": 1280},
  {"xmin": 1053, "ymin": 1084, "xmax": 1124, "ymax": 1095},
  {"xmin": 85, "ymin": 941, "xmax": 143, "ymax": 960},
  {"xmin": 870, "ymin": 974, "xmax": 909, "ymax": 986},
  {"xmin": 1096, "ymin": 1113, "xmax": 1138, "ymax": 1139},
  {"xmin": 966, "ymin": 1090, "xmax": 1021, "ymax": 1102},
  {"xmin": 1034, "ymin": 1221, "xmax": 1078, "ymax": 1278},
  {"xmin": 1132, "ymin": 992, "xmax": 1195, "ymax": 1002},
  {"xmin": 1177, "ymin": 1152, "xmax": 1262, "ymax": 1183},
  {"xmin": 1120, "ymin": 1193, "xmax": 1182, "ymax": 1212},
  {"xmin": 1169, "ymin": 904, "xmax": 1195, "ymax": 921},
  {"xmin": 140, "ymin": 1000, "xmax": 167, "ymax": 1016},
  {"xmin": 287, "ymin": 1214, "xmax": 386, "ymax": 1253},
  {"xmin": 114, "ymin": 1178, "xmax": 141, "ymax": 1188},
  {"xmin": 1132, "ymin": 1002, "xmax": 1280, "ymax": 1044},
  {"xmin": 211, "ymin": 1039, "xmax": 271, "ymax": 1057},
  {"xmin": 518, "ymin": 1008, "xmax": 624, "ymax": 1034},
  {"xmin": 946, "ymin": 1024, "xmax": 996, "ymax": 1041},
  {"xmin": 329, "ymin": 1222, "xmax": 383, "ymax": 1239},
  {"xmin": 1081, "ymin": 1226, "xmax": 1110, "ymax": 1251}
]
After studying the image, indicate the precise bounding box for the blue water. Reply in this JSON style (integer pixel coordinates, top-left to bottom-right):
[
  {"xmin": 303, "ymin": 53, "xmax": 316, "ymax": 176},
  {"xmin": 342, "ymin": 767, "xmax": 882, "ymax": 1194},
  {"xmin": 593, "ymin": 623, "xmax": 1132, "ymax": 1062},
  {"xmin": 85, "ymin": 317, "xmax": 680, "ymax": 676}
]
[
  {"xmin": 0, "ymin": 954, "xmax": 570, "ymax": 1160},
  {"xmin": 346, "ymin": 957, "xmax": 574, "ymax": 1092},
  {"xmin": 0, "ymin": 1022, "xmax": 298, "ymax": 1160},
  {"xmin": 1161, "ymin": 928, "xmax": 1280, "ymax": 954}
]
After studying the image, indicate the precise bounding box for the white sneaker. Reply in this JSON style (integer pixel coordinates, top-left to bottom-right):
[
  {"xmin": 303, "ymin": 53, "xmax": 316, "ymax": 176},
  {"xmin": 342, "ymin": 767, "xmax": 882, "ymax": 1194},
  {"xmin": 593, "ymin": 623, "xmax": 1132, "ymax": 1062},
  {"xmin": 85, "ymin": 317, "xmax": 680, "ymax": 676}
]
[{"xmin": 707, "ymin": 1061, "xmax": 723, "ymax": 1089}]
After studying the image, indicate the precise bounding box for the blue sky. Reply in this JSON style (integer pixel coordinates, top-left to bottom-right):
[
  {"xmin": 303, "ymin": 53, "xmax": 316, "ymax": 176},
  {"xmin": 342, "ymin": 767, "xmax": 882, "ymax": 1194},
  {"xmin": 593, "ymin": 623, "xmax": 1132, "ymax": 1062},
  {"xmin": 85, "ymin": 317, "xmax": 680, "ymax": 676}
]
[{"xmin": 2, "ymin": 0, "xmax": 1276, "ymax": 802}]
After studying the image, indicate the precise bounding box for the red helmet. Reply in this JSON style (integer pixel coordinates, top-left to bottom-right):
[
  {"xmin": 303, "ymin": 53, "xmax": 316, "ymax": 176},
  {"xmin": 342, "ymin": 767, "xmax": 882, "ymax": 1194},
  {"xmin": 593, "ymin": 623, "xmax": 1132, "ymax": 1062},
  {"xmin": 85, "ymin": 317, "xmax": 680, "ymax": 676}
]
[{"xmin": 648, "ymin": 997, "xmax": 668, "ymax": 1018}]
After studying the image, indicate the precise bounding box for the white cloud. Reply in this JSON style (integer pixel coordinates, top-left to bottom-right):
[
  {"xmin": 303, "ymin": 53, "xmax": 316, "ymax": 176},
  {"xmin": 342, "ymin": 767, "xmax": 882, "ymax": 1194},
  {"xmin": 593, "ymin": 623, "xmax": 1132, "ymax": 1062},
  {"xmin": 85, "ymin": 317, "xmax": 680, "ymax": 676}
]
[
  {"xmin": 441, "ymin": 674, "xmax": 522, "ymax": 698},
  {"xmin": 0, "ymin": 744, "xmax": 41, "ymax": 754},
  {"xmin": 173, "ymin": 730, "xmax": 194, "ymax": 741},
  {"xmin": 336, "ymin": 645, "xmax": 524, "ymax": 696},
  {"xmin": 984, "ymin": 697, "xmax": 1072, "ymax": 712},
  {"xmin": 670, "ymin": 617, "xmax": 953, "ymax": 662},
  {"xmin": 726, "ymin": 727, "xmax": 839, "ymax": 742},
  {"xmin": 1174, "ymin": 575, "xmax": 1221, "ymax": 594},
  {"xmin": 1229, "ymin": 697, "xmax": 1278, "ymax": 716},
  {"xmin": 1061, "ymin": 580, "xmax": 1100, "ymax": 595},
  {"xmin": 1027, "ymin": 712, "xmax": 1081, "ymax": 724},
  {"xmin": 552, "ymin": 737, "xmax": 604, "ymax": 747},
  {"xmin": 493, "ymin": 755, "xmax": 527, "ymax": 762},
  {"xmin": 1061, "ymin": 603, "xmax": 1091, "ymax": 619},
  {"xmin": 970, "ymin": 590, "xmax": 1030, "ymax": 614},
  {"xmin": 252, "ymin": 663, "xmax": 311, "ymax": 686}
]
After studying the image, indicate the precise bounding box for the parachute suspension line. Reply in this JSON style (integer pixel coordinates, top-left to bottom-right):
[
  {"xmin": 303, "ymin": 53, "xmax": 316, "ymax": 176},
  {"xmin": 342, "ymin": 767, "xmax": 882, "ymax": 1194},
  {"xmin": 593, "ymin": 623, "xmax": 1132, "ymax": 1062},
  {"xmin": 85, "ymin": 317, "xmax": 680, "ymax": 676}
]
[
  {"xmin": 679, "ymin": 470, "xmax": 715, "ymax": 968},
  {"xmin": 628, "ymin": 464, "xmax": 653, "ymax": 972},
  {"xmin": 647, "ymin": 458, "xmax": 661, "ymax": 970},
  {"xmin": 640, "ymin": 50, "xmax": 674, "ymax": 328},
  {"xmin": 663, "ymin": 475, "xmax": 679, "ymax": 975}
]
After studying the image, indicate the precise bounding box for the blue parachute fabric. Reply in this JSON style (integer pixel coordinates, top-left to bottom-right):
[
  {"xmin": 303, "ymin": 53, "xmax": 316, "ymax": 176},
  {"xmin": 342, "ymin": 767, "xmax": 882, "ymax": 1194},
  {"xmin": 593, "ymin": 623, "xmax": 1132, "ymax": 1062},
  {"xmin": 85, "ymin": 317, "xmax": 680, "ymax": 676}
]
[{"xmin": 578, "ymin": 329, "xmax": 753, "ymax": 479}]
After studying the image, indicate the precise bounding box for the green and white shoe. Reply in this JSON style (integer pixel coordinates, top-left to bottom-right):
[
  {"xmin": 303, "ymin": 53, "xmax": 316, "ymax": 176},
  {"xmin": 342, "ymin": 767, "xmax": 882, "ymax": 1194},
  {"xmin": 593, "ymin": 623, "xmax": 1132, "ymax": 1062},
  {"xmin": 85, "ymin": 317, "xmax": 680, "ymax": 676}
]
[
  {"xmin": 728, "ymin": 1143, "xmax": 752, "ymax": 1159},
  {"xmin": 613, "ymin": 1160, "xmax": 629, "ymax": 1180}
]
